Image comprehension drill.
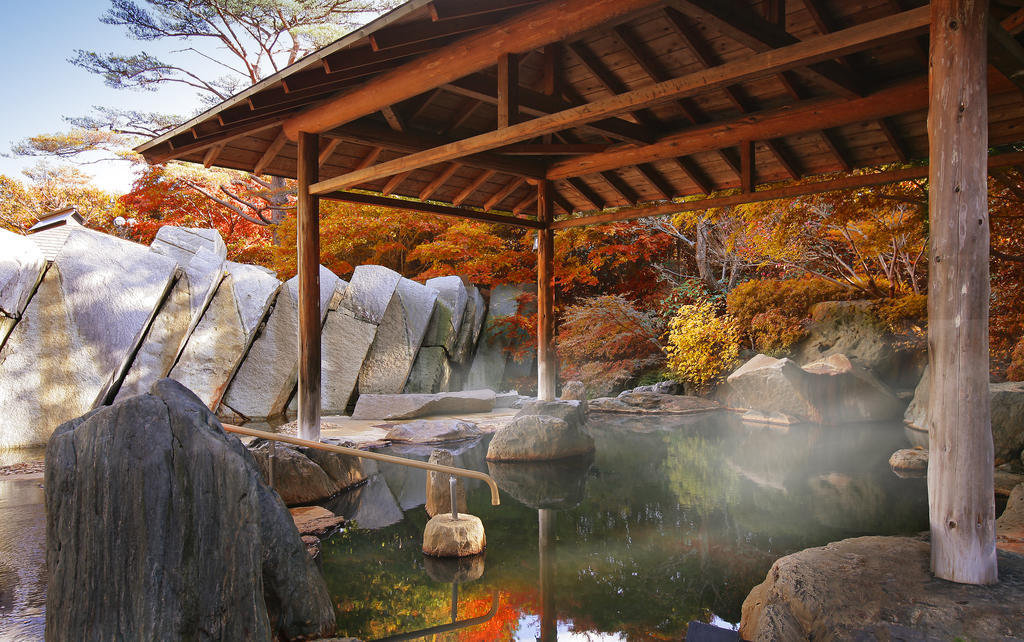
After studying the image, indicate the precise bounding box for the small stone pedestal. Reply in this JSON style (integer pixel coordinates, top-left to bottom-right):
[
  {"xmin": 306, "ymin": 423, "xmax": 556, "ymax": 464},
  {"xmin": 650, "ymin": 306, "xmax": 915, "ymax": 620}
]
[{"xmin": 422, "ymin": 514, "xmax": 486, "ymax": 557}]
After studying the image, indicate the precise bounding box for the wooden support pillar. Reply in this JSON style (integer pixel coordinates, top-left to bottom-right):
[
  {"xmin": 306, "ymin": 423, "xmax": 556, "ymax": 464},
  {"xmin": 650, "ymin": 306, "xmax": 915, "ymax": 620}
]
[
  {"xmin": 538, "ymin": 508, "xmax": 556, "ymax": 642},
  {"xmin": 927, "ymin": 0, "xmax": 997, "ymax": 584},
  {"xmin": 537, "ymin": 181, "xmax": 556, "ymax": 401},
  {"xmin": 296, "ymin": 132, "xmax": 322, "ymax": 442},
  {"xmin": 497, "ymin": 53, "xmax": 519, "ymax": 129}
]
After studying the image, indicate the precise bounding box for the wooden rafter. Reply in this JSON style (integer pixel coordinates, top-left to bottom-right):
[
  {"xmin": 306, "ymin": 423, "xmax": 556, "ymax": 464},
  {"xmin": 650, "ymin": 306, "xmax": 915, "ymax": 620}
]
[
  {"xmin": 453, "ymin": 169, "xmax": 495, "ymax": 206},
  {"xmin": 550, "ymin": 151, "xmax": 1024, "ymax": 229},
  {"xmin": 354, "ymin": 146, "xmax": 384, "ymax": 170},
  {"xmin": 989, "ymin": 16, "xmax": 1024, "ymax": 94},
  {"xmin": 368, "ymin": 9, "xmax": 522, "ymax": 51},
  {"xmin": 318, "ymin": 138, "xmax": 342, "ymax": 167},
  {"xmin": 308, "ymin": 8, "xmax": 932, "ymax": 195},
  {"xmin": 877, "ymin": 118, "xmax": 910, "ymax": 162},
  {"xmin": 566, "ymin": 40, "xmax": 662, "ymax": 128},
  {"xmin": 203, "ymin": 142, "xmax": 226, "ymax": 168},
  {"xmin": 382, "ymin": 170, "xmax": 413, "ymax": 195},
  {"xmin": 497, "ymin": 53, "xmax": 520, "ymax": 128},
  {"xmin": 381, "ymin": 105, "xmax": 405, "ymax": 132},
  {"xmin": 565, "ymin": 177, "xmax": 605, "ymax": 210},
  {"xmin": 419, "ymin": 163, "xmax": 460, "ymax": 200},
  {"xmin": 675, "ymin": 158, "xmax": 713, "ymax": 195},
  {"xmin": 484, "ymin": 176, "xmax": 526, "ymax": 210},
  {"xmin": 283, "ymin": 0, "xmax": 670, "ymax": 139},
  {"xmin": 634, "ymin": 163, "xmax": 675, "ymax": 199},
  {"xmin": 327, "ymin": 190, "xmax": 544, "ymax": 228}
]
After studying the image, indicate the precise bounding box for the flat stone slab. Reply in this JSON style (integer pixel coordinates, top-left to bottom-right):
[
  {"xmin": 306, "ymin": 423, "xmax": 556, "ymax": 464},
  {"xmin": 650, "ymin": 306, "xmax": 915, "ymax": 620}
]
[
  {"xmin": 422, "ymin": 514, "xmax": 486, "ymax": 557},
  {"xmin": 386, "ymin": 419, "xmax": 482, "ymax": 443},
  {"xmin": 351, "ymin": 389, "xmax": 495, "ymax": 420},
  {"xmin": 739, "ymin": 535, "xmax": 1024, "ymax": 641},
  {"xmin": 290, "ymin": 506, "xmax": 345, "ymax": 537},
  {"xmin": 589, "ymin": 392, "xmax": 719, "ymax": 414},
  {"xmin": 889, "ymin": 448, "xmax": 928, "ymax": 476}
]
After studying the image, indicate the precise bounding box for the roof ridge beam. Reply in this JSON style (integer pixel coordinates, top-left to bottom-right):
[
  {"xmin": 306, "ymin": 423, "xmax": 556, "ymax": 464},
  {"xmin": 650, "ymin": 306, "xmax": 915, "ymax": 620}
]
[
  {"xmin": 283, "ymin": 0, "xmax": 669, "ymax": 139},
  {"xmin": 308, "ymin": 7, "xmax": 931, "ymax": 195}
]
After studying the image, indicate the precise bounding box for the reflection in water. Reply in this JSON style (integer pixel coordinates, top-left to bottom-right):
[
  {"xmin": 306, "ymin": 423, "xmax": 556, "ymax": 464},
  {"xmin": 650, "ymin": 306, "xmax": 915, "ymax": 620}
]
[
  {"xmin": 320, "ymin": 412, "xmax": 928, "ymax": 640},
  {"xmin": 0, "ymin": 480, "xmax": 46, "ymax": 640}
]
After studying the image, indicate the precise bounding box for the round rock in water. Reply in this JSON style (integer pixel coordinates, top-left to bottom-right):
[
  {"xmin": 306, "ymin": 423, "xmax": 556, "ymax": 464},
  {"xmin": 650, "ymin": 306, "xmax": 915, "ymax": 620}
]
[
  {"xmin": 888, "ymin": 448, "xmax": 928, "ymax": 477},
  {"xmin": 486, "ymin": 415, "xmax": 595, "ymax": 462},
  {"xmin": 422, "ymin": 514, "xmax": 486, "ymax": 557}
]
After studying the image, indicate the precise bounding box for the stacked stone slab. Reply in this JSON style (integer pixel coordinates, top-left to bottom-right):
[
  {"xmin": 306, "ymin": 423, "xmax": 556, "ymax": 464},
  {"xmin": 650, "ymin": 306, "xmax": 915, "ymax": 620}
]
[
  {"xmin": 317, "ymin": 278, "xmax": 376, "ymax": 413},
  {"xmin": 0, "ymin": 228, "xmax": 180, "ymax": 448},
  {"xmin": 116, "ymin": 227, "xmax": 229, "ymax": 401},
  {"xmin": 466, "ymin": 284, "xmax": 524, "ymax": 391},
  {"xmin": 406, "ymin": 276, "xmax": 471, "ymax": 393},
  {"xmin": 169, "ymin": 261, "xmax": 281, "ymax": 410},
  {"xmin": 221, "ymin": 265, "xmax": 339, "ymax": 421},
  {"xmin": 357, "ymin": 267, "xmax": 438, "ymax": 395},
  {"xmin": 0, "ymin": 228, "xmax": 46, "ymax": 348}
]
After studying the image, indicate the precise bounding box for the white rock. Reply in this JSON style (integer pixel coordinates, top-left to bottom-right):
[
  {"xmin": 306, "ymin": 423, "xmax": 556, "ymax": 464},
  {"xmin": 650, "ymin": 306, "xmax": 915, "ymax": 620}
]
[
  {"xmin": 169, "ymin": 262, "xmax": 280, "ymax": 409},
  {"xmin": 222, "ymin": 266, "xmax": 339, "ymax": 420},
  {"xmin": 466, "ymin": 284, "xmax": 521, "ymax": 391},
  {"xmin": 405, "ymin": 346, "xmax": 453, "ymax": 393},
  {"xmin": 149, "ymin": 227, "xmax": 227, "ymax": 325},
  {"xmin": 426, "ymin": 276, "xmax": 468, "ymax": 351},
  {"xmin": 0, "ymin": 228, "xmax": 46, "ymax": 321},
  {"xmin": 342, "ymin": 264, "xmax": 401, "ymax": 325},
  {"xmin": 321, "ymin": 283, "xmax": 378, "ymax": 413},
  {"xmin": 0, "ymin": 228, "xmax": 179, "ymax": 447},
  {"xmin": 358, "ymin": 278, "xmax": 438, "ymax": 394}
]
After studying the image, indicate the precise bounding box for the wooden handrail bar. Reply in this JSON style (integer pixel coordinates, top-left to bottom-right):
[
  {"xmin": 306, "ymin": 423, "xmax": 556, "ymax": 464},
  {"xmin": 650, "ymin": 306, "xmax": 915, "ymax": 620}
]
[{"xmin": 223, "ymin": 423, "xmax": 501, "ymax": 505}]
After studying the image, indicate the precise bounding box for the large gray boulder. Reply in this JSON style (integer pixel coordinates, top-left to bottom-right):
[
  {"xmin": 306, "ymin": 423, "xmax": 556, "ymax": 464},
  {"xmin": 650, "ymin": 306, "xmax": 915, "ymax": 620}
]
[
  {"xmin": 425, "ymin": 275, "xmax": 469, "ymax": 353},
  {"xmin": 486, "ymin": 415, "xmax": 595, "ymax": 462},
  {"xmin": 793, "ymin": 300, "xmax": 926, "ymax": 389},
  {"xmin": 148, "ymin": 226, "xmax": 227, "ymax": 326},
  {"xmin": 351, "ymin": 389, "xmax": 496, "ymax": 420},
  {"xmin": 727, "ymin": 354, "xmax": 817, "ymax": 422},
  {"xmin": 115, "ymin": 273, "xmax": 193, "ymax": 401},
  {"xmin": 739, "ymin": 535, "xmax": 1024, "ymax": 641},
  {"xmin": 452, "ymin": 285, "xmax": 486, "ymax": 366},
  {"xmin": 169, "ymin": 261, "xmax": 280, "ymax": 410},
  {"xmin": 0, "ymin": 228, "xmax": 46, "ymax": 345},
  {"xmin": 320, "ymin": 279, "xmax": 378, "ymax": 413},
  {"xmin": 221, "ymin": 266, "xmax": 339, "ymax": 421},
  {"xmin": 466, "ymin": 284, "xmax": 522, "ymax": 391},
  {"xmin": 386, "ymin": 419, "xmax": 482, "ymax": 443},
  {"xmin": 515, "ymin": 399, "xmax": 588, "ymax": 430},
  {"xmin": 248, "ymin": 439, "xmax": 364, "ymax": 505},
  {"xmin": 0, "ymin": 228, "xmax": 179, "ymax": 448},
  {"xmin": 340, "ymin": 264, "xmax": 401, "ymax": 325},
  {"xmin": 45, "ymin": 379, "xmax": 335, "ymax": 641},
  {"xmin": 904, "ymin": 369, "xmax": 1024, "ymax": 465},
  {"xmin": 404, "ymin": 346, "xmax": 453, "ymax": 394},
  {"xmin": 359, "ymin": 276, "xmax": 438, "ymax": 394},
  {"xmin": 727, "ymin": 353, "xmax": 903, "ymax": 425}
]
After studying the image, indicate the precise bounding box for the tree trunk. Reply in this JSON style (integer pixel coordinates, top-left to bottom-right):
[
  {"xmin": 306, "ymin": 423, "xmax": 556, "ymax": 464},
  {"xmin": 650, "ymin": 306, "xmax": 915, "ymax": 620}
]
[{"xmin": 926, "ymin": 0, "xmax": 997, "ymax": 584}]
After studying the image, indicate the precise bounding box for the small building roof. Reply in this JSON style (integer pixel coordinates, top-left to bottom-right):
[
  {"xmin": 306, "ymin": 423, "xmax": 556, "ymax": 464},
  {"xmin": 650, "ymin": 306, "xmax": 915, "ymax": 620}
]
[{"xmin": 28, "ymin": 207, "xmax": 84, "ymax": 233}]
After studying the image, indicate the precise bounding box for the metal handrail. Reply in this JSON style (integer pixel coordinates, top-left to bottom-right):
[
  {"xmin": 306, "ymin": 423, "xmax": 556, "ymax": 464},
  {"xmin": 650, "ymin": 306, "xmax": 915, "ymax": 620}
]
[{"xmin": 223, "ymin": 423, "xmax": 501, "ymax": 505}]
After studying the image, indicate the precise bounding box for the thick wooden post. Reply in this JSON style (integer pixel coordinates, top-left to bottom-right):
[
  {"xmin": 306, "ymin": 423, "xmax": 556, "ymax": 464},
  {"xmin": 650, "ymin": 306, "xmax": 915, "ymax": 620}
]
[
  {"xmin": 537, "ymin": 181, "xmax": 556, "ymax": 401},
  {"xmin": 297, "ymin": 132, "xmax": 322, "ymax": 442},
  {"xmin": 927, "ymin": 0, "xmax": 997, "ymax": 584},
  {"xmin": 538, "ymin": 508, "xmax": 556, "ymax": 642}
]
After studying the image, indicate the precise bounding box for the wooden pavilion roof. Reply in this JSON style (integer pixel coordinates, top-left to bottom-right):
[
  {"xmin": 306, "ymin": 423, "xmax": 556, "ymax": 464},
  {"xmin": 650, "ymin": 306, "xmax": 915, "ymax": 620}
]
[{"xmin": 137, "ymin": 0, "xmax": 1024, "ymax": 229}]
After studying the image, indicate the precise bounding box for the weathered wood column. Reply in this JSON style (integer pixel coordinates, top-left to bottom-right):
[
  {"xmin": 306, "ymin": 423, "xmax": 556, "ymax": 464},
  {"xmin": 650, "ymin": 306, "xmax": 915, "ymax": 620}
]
[
  {"xmin": 296, "ymin": 132, "xmax": 322, "ymax": 441},
  {"xmin": 537, "ymin": 181, "xmax": 556, "ymax": 401},
  {"xmin": 927, "ymin": 0, "xmax": 997, "ymax": 584}
]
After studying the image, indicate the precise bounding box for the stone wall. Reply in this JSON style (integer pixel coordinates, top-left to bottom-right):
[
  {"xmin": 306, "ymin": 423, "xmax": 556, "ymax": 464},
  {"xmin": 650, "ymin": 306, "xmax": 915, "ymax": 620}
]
[{"xmin": 0, "ymin": 226, "xmax": 531, "ymax": 448}]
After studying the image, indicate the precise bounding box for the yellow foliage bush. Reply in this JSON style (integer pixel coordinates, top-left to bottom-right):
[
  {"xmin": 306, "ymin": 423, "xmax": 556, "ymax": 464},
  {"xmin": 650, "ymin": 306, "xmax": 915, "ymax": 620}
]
[
  {"xmin": 873, "ymin": 294, "xmax": 928, "ymax": 332},
  {"xmin": 1007, "ymin": 337, "xmax": 1024, "ymax": 382},
  {"xmin": 665, "ymin": 299, "xmax": 741, "ymax": 389},
  {"xmin": 726, "ymin": 278, "xmax": 855, "ymax": 354}
]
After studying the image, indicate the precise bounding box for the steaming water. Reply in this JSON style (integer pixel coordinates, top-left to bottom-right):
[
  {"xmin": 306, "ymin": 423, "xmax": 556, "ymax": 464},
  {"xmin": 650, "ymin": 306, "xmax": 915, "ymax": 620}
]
[{"xmin": 0, "ymin": 411, "xmax": 928, "ymax": 640}]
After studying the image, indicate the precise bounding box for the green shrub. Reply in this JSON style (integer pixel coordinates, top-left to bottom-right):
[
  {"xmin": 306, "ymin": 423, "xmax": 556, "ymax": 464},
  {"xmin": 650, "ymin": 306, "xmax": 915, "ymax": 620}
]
[{"xmin": 665, "ymin": 299, "xmax": 741, "ymax": 389}]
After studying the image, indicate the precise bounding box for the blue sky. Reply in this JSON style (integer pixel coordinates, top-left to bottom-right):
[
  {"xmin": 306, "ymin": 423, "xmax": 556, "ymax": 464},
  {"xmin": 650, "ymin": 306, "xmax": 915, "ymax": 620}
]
[{"xmin": 0, "ymin": 1, "xmax": 225, "ymax": 193}]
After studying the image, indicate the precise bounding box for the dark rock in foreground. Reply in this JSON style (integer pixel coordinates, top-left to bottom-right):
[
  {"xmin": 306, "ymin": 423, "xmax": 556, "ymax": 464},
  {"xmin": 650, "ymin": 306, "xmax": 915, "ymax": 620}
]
[
  {"xmin": 45, "ymin": 379, "xmax": 335, "ymax": 641},
  {"xmin": 739, "ymin": 535, "xmax": 1024, "ymax": 640}
]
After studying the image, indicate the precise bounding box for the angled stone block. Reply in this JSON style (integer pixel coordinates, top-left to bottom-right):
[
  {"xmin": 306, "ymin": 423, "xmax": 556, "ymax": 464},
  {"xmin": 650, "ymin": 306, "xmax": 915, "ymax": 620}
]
[{"xmin": 358, "ymin": 277, "xmax": 438, "ymax": 395}]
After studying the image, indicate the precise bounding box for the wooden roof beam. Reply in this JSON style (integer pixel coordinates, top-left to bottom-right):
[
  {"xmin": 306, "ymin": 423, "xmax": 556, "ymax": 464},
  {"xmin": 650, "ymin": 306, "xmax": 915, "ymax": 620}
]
[
  {"xmin": 485, "ymin": 176, "xmax": 527, "ymax": 211},
  {"xmin": 550, "ymin": 151, "xmax": 1024, "ymax": 230},
  {"xmin": 326, "ymin": 190, "xmax": 544, "ymax": 228},
  {"xmin": 318, "ymin": 138, "xmax": 342, "ymax": 167},
  {"xmin": 453, "ymin": 168, "xmax": 495, "ymax": 205},
  {"xmin": 497, "ymin": 143, "xmax": 609, "ymax": 155},
  {"xmin": 675, "ymin": 157, "xmax": 713, "ymax": 194},
  {"xmin": 877, "ymin": 118, "xmax": 910, "ymax": 162},
  {"xmin": 369, "ymin": 10, "xmax": 521, "ymax": 52},
  {"xmin": 444, "ymin": 74, "xmax": 654, "ymax": 144},
  {"xmin": 419, "ymin": 163, "xmax": 460, "ymax": 200},
  {"xmin": 321, "ymin": 38, "xmax": 457, "ymax": 76},
  {"xmin": 147, "ymin": 120, "xmax": 284, "ymax": 165},
  {"xmin": 253, "ymin": 130, "xmax": 290, "ymax": 175},
  {"xmin": 429, "ymin": 0, "xmax": 543, "ymax": 21},
  {"xmin": 381, "ymin": 105, "xmax": 406, "ymax": 132},
  {"xmin": 203, "ymin": 142, "xmax": 226, "ymax": 169},
  {"xmin": 598, "ymin": 171, "xmax": 639, "ymax": 204},
  {"xmin": 635, "ymin": 163, "xmax": 675, "ymax": 199},
  {"xmin": 989, "ymin": 16, "xmax": 1024, "ymax": 94},
  {"xmin": 672, "ymin": 0, "xmax": 863, "ymax": 97},
  {"xmin": 308, "ymin": 7, "xmax": 931, "ymax": 195},
  {"xmin": 444, "ymin": 98, "xmax": 481, "ymax": 135},
  {"xmin": 612, "ymin": 23, "xmax": 705, "ymax": 124},
  {"xmin": 566, "ymin": 41, "xmax": 663, "ymax": 128},
  {"xmin": 354, "ymin": 146, "xmax": 384, "ymax": 170},
  {"xmin": 326, "ymin": 120, "xmax": 544, "ymax": 179},
  {"xmin": 511, "ymin": 190, "xmax": 537, "ymax": 215},
  {"xmin": 564, "ymin": 177, "xmax": 606, "ymax": 210},
  {"xmin": 382, "ymin": 170, "xmax": 414, "ymax": 196},
  {"xmin": 283, "ymin": 0, "xmax": 670, "ymax": 139},
  {"xmin": 819, "ymin": 129, "xmax": 852, "ymax": 172},
  {"xmin": 497, "ymin": 53, "xmax": 520, "ymax": 129}
]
